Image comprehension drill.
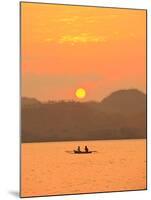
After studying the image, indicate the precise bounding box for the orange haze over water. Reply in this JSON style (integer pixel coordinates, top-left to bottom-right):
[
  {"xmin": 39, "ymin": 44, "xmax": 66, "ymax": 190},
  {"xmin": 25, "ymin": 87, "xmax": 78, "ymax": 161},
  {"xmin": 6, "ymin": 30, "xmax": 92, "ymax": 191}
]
[
  {"xmin": 21, "ymin": 3, "xmax": 146, "ymax": 101},
  {"xmin": 21, "ymin": 139, "xmax": 146, "ymax": 197}
]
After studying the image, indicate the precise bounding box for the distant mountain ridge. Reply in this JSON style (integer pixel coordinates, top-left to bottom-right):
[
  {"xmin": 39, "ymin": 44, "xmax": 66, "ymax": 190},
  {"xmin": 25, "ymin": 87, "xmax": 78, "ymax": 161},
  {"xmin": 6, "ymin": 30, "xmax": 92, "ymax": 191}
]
[
  {"xmin": 21, "ymin": 89, "xmax": 146, "ymax": 142},
  {"xmin": 100, "ymin": 89, "xmax": 146, "ymax": 114},
  {"xmin": 22, "ymin": 97, "xmax": 41, "ymax": 106}
]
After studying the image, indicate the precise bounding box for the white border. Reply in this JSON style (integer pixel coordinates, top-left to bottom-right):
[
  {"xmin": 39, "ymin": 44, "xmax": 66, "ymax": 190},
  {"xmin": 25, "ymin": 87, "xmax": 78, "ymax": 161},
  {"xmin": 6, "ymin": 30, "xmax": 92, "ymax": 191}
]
[{"xmin": 0, "ymin": 0, "xmax": 150, "ymax": 199}]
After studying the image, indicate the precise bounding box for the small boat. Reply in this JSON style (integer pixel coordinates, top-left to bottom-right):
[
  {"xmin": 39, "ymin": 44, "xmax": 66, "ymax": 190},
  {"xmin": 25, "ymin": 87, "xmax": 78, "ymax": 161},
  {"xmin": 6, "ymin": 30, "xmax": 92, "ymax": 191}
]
[{"xmin": 73, "ymin": 150, "xmax": 92, "ymax": 154}]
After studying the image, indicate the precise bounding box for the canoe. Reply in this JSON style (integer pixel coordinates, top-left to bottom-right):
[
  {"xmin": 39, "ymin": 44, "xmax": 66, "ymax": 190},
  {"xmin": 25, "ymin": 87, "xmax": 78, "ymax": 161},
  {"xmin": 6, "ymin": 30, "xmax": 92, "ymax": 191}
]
[{"xmin": 73, "ymin": 150, "xmax": 92, "ymax": 154}]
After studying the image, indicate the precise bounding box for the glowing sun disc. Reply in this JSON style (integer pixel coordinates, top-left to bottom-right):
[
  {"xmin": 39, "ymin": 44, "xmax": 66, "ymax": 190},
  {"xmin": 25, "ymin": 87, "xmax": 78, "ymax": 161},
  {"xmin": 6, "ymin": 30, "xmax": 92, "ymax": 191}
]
[{"xmin": 75, "ymin": 88, "xmax": 86, "ymax": 99}]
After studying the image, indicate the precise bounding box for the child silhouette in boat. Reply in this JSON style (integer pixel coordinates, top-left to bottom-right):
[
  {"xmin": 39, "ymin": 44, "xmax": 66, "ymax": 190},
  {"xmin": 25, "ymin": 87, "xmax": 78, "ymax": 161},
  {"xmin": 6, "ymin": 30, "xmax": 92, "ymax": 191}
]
[{"xmin": 84, "ymin": 145, "xmax": 89, "ymax": 152}]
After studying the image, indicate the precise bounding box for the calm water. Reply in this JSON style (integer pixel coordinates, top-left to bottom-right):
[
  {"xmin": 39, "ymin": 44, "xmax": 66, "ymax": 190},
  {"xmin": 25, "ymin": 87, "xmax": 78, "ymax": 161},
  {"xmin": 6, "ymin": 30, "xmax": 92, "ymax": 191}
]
[{"xmin": 21, "ymin": 139, "xmax": 146, "ymax": 197}]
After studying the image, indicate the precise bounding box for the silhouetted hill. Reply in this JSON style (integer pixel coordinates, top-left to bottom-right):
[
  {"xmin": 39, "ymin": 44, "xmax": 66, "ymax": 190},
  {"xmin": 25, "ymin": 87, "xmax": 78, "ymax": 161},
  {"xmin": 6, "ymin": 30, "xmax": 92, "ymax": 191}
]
[
  {"xmin": 22, "ymin": 97, "xmax": 41, "ymax": 106},
  {"xmin": 100, "ymin": 89, "xmax": 146, "ymax": 114},
  {"xmin": 21, "ymin": 89, "xmax": 146, "ymax": 142}
]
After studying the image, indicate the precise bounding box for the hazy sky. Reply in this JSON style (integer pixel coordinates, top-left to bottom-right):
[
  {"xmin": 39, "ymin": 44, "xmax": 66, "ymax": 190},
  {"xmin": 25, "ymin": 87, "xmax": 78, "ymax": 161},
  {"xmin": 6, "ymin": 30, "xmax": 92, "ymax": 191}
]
[{"xmin": 21, "ymin": 3, "xmax": 146, "ymax": 101}]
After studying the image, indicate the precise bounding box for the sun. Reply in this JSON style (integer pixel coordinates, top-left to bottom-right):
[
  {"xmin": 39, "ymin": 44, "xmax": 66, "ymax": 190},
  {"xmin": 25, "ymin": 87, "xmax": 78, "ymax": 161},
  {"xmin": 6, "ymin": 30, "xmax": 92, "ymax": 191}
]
[{"xmin": 75, "ymin": 88, "xmax": 86, "ymax": 99}]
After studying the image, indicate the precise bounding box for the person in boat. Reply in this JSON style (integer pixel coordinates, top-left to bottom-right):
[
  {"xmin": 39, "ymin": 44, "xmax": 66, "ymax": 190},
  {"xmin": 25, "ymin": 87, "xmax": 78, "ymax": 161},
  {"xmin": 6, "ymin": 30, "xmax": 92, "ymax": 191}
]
[
  {"xmin": 77, "ymin": 146, "xmax": 81, "ymax": 152},
  {"xmin": 85, "ymin": 145, "xmax": 89, "ymax": 153}
]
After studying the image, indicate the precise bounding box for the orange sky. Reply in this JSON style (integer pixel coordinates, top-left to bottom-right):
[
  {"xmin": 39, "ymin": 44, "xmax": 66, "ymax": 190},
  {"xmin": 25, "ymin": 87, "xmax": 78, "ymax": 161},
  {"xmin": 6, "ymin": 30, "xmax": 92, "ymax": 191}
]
[{"xmin": 21, "ymin": 3, "xmax": 146, "ymax": 101}]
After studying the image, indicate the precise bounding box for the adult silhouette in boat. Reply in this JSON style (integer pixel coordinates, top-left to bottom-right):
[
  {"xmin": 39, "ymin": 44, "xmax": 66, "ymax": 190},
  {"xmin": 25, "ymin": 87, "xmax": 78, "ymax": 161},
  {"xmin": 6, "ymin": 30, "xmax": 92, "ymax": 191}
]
[
  {"xmin": 77, "ymin": 146, "xmax": 81, "ymax": 152},
  {"xmin": 85, "ymin": 145, "xmax": 89, "ymax": 153}
]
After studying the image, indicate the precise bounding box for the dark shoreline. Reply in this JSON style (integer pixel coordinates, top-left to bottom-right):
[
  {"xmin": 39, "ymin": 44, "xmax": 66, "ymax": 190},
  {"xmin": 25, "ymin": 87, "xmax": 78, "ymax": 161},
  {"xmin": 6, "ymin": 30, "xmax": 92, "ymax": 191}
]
[{"xmin": 21, "ymin": 137, "xmax": 146, "ymax": 144}]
